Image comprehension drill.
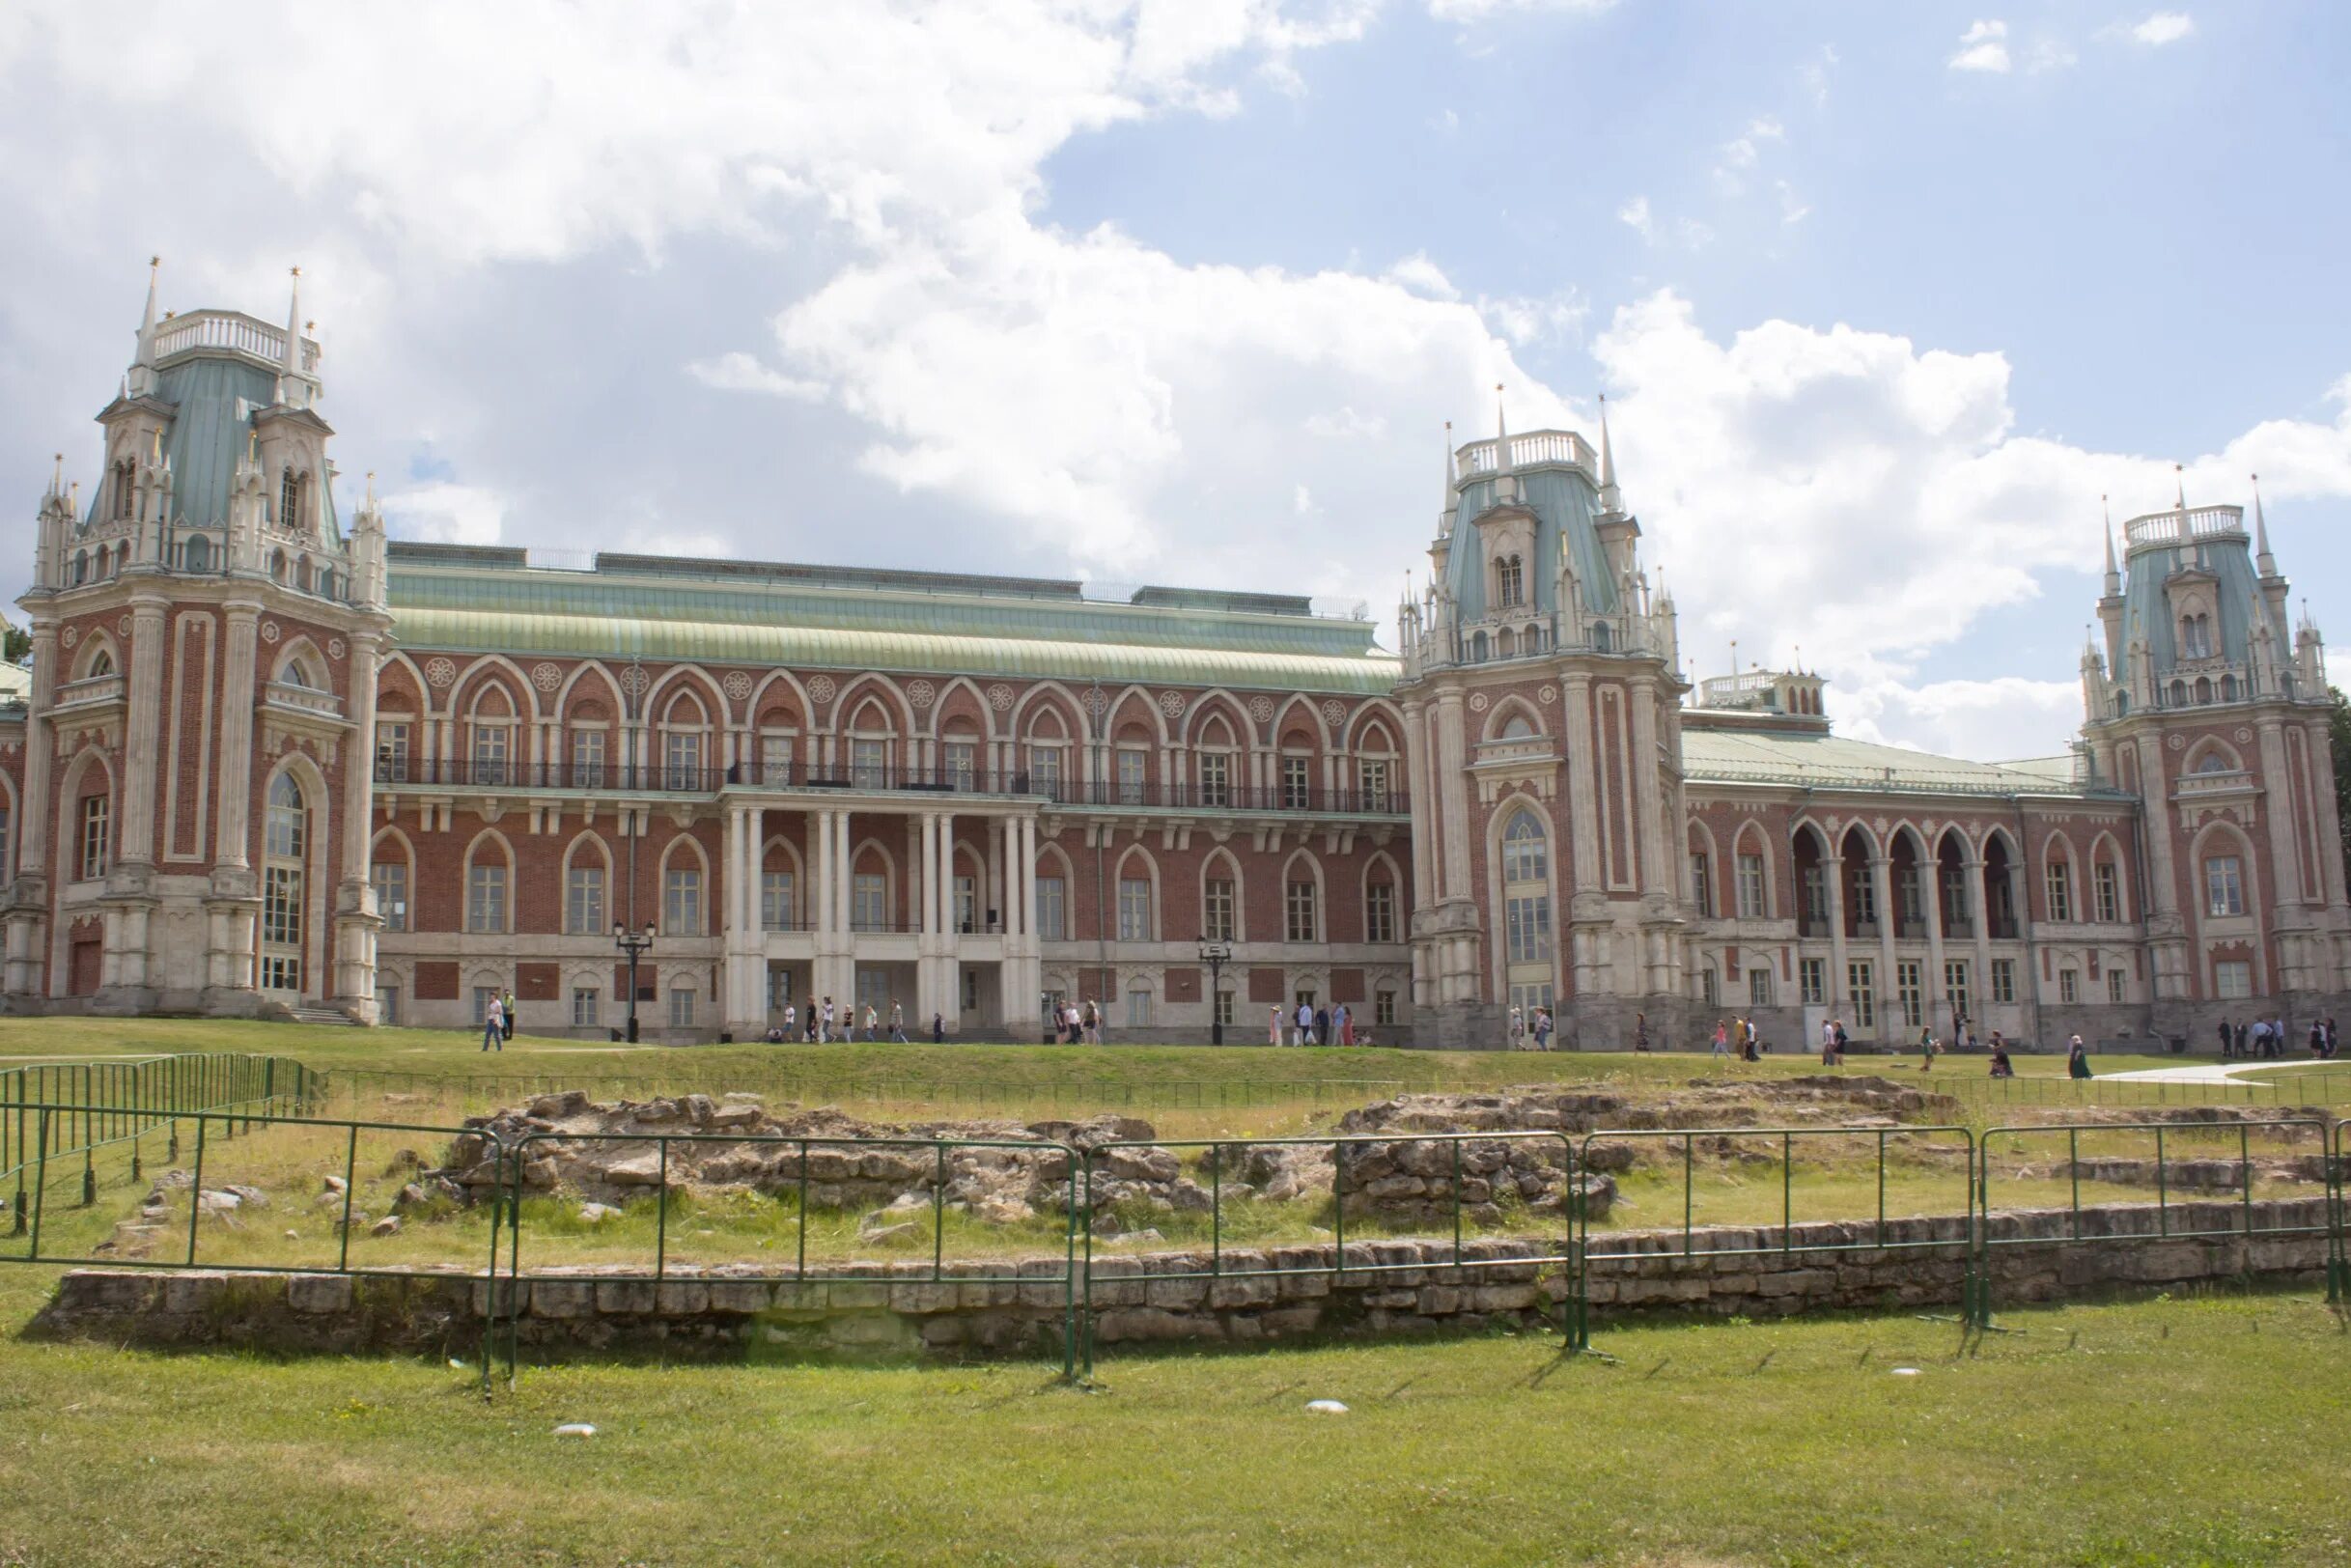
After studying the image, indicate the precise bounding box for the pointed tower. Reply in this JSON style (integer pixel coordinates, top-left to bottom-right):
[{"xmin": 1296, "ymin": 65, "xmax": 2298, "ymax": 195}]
[
  {"xmin": 9, "ymin": 266, "xmax": 385, "ymax": 1022},
  {"xmin": 2083, "ymin": 477, "xmax": 2349, "ymax": 1033}
]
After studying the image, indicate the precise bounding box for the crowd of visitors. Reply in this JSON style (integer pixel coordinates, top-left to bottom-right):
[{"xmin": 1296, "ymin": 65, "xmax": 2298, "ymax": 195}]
[{"xmin": 2216, "ymin": 1015, "xmax": 2337, "ymax": 1059}]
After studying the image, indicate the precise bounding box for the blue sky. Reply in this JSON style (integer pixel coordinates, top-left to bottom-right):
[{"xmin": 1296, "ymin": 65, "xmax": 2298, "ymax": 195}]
[{"xmin": 2, "ymin": 1, "xmax": 2345, "ymax": 760}]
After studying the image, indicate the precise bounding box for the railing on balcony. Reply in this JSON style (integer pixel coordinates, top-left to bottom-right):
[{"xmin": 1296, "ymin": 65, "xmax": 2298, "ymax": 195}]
[
  {"xmin": 370, "ymin": 757, "xmax": 1410, "ymax": 816},
  {"xmin": 50, "ymin": 673, "xmax": 125, "ymax": 711},
  {"xmin": 262, "ymin": 681, "xmax": 345, "ymax": 718},
  {"xmin": 1451, "ymin": 430, "xmax": 1597, "ymax": 479},
  {"xmin": 2174, "ymin": 769, "xmax": 2256, "ymax": 798},
  {"xmin": 151, "ymin": 309, "xmax": 321, "ymax": 374},
  {"xmin": 2122, "ymin": 504, "xmax": 2245, "ymax": 549}
]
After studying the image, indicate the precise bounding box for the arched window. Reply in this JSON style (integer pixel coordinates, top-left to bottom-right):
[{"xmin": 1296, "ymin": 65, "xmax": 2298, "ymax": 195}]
[
  {"xmin": 565, "ymin": 836, "xmax": 609, "ymax": 936},
  {"xmin": 468, "ymin": 685, "xmax": 516, "ymax": 785},
  {"xmin": 1499, "ymin": 811, "xmax": 1553, "ymax": 1018},
  {"xmin": 279, "ymin": 466, "xmax": 300, "ymax": 530},
  {"xmin": 660, "ymin": 691, "xmax": 709, "ymax": 790},
  {"xmin": 261, "ymin": 772, "xmax": 306, "ymax": 993},
  {"xmin": 465, "ymin": 836, "xmax": 512, "ymax": 934},
  {"xmin": 84, "ymin": 647, "xmax": 115, "ymax": 681},
  {"xmin": 182, "ymin": 534, "xmax": 210, "ymax": 572},
  {"xmin": 1495, "ymin": 554, "xmax": 1525, "ymax": 608},
  {"xmin": 1499, "ymin": 714, "xmax": 1536, "ymax": 741},
  {"xmin": 71, "ymin": 549, "xmax": 89, "ymax": 586},
  {"xmin": 662, "ymin": 841, "xmax": 706, "ymax": 936},
  {"xmin": 113, "ymin": 461, "xmax": 134, "ymax": 520}
]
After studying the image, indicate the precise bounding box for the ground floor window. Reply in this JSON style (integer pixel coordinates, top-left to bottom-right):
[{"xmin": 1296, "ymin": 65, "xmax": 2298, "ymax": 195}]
[
  {"xmin": 1215, "ymin": 991, "xmax": 1234, "ymax": 1026},
  {"xmin": 1847, "ymin": 960, "xmax": 1875, "ymax": 1030},
  {"xmin": 1944, "ymin": 961, "xmax": 1971, "ymax": 1021},
  {"xmin": 472, "ymin": 985, "xmax": 498, "ymax": 1025},
  {"xmin": 1749, "ymin": 967, "xmax": 1772, "ymax": 1007},
  {"xmin": 1126, "ymin": 987, "xmax": 1152, "ymax": 1028},
  {"xmin": 1374, "ymin": 990, "xmax": 1397, "ymax": 1026},
  {"xmin": 2215, "ymin": 960, "xmax": 2252, "ymax": 998},
  {"xmin": 1990, "ymin": 958, "xmax": 2016, "ymax": 1004},
  {"xmin": 769, "ymin": 967, "xmax": 795, "ymax": 1012},
  {"xmin": 669, "ymin": 985, "xmax": 695, "ymax": 1028},
  {"xmin": 2107, "ymin": 968, "xmax": 2126, "ymax": 1003},
  {"xmin": 1508, "ymin": 982, "xmax": 1553, "ymax": 1020},
  {"xmin": 376, "ymin": 985, "xmax": 400, "ymax": 1025},
  {"xmin": 855, "ymin": 966, "xmax": 891, "ymax": 1015},
  {"xmin": 2058, "ymin": 968, "xmax": 2079, "ymax": 1003},
  {"xmin": 1698, "ymin": 965, "xmax": 1719, "ymax": 1008},
  {"xmin": 573, "ymin": 987, "xmax": 600, "ymax": 1027},
  {"xmin": 1800, "ymin": 957, "xmax": 1826, "ymax": 1006},
  {"xmin": 1896, "ymin": 960, "xmax": 1923, "ymax": 1030}
]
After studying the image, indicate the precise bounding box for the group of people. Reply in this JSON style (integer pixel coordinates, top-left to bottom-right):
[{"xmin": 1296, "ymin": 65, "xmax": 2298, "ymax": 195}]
[
  {"xmin": 1507, "ymin": 1005, "xmax": 1554, "ymax": 1050},
  {"xmin": 762, "ymin": 997, "xmax": 945, "ymax": 1044},
  {"xmin": 1710, "ymin": 1018, "xmax": 1767, "ymax": 1061},
  {"xmin": 1271, "ymin": 1000, "xmax": 1358, "ymax": 1047},
  {"xmin": 2216, "ymin": 1015, "xmax": 2339, "ymax": 1059},
  {"xmin": 1054, "ymin": 1000, "xmax": 1103, "ymax": 1044}
]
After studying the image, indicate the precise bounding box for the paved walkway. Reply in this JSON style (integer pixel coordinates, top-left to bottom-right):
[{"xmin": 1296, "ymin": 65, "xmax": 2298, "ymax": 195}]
[{"xmin": 2101, "ymin": 1058, "xmax": 2344, "ymax": 1085}]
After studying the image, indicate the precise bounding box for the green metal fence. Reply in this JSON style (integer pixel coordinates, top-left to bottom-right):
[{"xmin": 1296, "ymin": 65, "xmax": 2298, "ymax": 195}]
[
  {"xmin": 1973, "ymin": 1114, "xmax": 2339, "ymax": 1330},
  {"xmin": 1567, "ymin": 1125, "xmax": 1983, "ymax": 1353},
  {"xmin": 3, "ymin": 1053, "xmax": 315, "ymax": 1234},
  {"xmin": 1077, "ymin": 1131, "xmax": 1581, "ymax": 1379},
  {"xmin": 3, "ymin": 1097, "xmax": 2344, "ymax": 1393},
  {"xmin": 494, "ymin": 1130, "xmax": 1083, "ymax": 1382}
]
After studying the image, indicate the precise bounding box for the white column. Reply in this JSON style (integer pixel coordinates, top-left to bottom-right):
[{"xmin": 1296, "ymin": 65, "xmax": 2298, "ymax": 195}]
[
  {"xmin": 1826, "ymin": 849, "xmax": 1850, "ymax": 1015},
  {"xmin": 1966, "ymin": 854, "xmax": 1993, "ymax": 1028},
  {"xmin": 937, "ymin": 812, "xmax": 956, "ymax": 933},
  {"xmin": 1020, "ymin": 815, "xmax": 1039, "ymax": 941},
  {"xmin": 814, "ymin": 809, "xmax": 835, "ymax": 936},
  {"xmin": 2254, "ymin": 719, "xmax": 2304, "ymax": 907},
  {"xmin": 987, "ymin": 818, "xmax": 1004, "ymax": 931},
  {"xmin": 835, "ymin": 811, "xmax": 854, "ymax": 933},
  {"xmin": 1923, "ymin": 852, "xmax": 1947, "ymax": 1025},
  {"xmin": 1872, "ymin": 856, "xmax": 1899, "ymax": 1036},
  {"xmin": 918, "ymin": 814, "xmax": 938, "ymax": 936}
]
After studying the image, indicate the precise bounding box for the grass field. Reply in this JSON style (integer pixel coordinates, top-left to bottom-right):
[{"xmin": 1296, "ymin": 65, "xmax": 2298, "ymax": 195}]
[
  {"xmin": 5, "ymin": 1017, "xmax": 2350, "ymax": 1565},
  {"xmin": 0, "ymin": 1294, "xmax": 2345, "ymax": 1566}
]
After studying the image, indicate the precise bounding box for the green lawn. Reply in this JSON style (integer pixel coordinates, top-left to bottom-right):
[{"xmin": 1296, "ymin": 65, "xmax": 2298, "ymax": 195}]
[{"xmin": 0, "ymin": 1295, "xmax": 2344, "ymax": 1566}]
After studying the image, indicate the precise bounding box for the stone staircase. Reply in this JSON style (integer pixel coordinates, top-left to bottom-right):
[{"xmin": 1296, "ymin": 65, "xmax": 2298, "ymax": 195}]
[{"xmin": 289, "ymin": 1004, "xmax": 358, "ymax": 1027}]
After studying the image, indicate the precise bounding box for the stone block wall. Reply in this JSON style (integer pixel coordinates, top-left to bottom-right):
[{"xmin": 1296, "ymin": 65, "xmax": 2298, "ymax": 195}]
[{"xmin": 28, "ymin": 1197, "xmax": 2334, "ymax": 1361}]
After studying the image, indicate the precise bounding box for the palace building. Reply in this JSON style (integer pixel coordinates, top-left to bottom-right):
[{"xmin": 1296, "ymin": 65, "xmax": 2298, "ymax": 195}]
[{"xmin": 4, "ymin": 274, "xmax": 2346, "ymax": 1049}]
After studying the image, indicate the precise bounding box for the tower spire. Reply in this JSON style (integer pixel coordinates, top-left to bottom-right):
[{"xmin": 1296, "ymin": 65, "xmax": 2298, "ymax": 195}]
[
  {"xmin": 2252, "ymin": 472, "xmax": 2277, "ymax": 575},
  {"xmin": 2173, "ymin": 462, "xmax": 2186, "ymax": 511},
  {"xmin": 275, "ymin": 266, "xmax": 307, "ymax": 407},
  {"xmin": 128, "ymin": 256, "xmax": 161, "ymax": 397},
  {"xmin": 2101, "ymin": 493, "xmax": 2119, "ymax": 594},
  {"xmin": 1597, "ymin": 392, "xmax": 1624, "ymax": 515}
]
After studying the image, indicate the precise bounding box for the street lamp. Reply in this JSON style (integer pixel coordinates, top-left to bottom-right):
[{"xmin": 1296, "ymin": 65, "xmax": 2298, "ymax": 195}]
[
  {"xmin": 1197, "ymin": 938, "xmax": 1232, "ymax": 1046},
  {"xmin": 613, "ymin": 920, "xmax": 657, "ymax": 1043}
]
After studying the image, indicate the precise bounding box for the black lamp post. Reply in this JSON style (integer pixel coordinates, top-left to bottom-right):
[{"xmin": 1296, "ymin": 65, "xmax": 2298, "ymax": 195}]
[
  {"xmin": 614, "ymin": 920, "xmax": 657, "ymax": 1043},
  {"xmin": 1197, "ymin": 938, "xmax": 1232, "ymax": 1046}
]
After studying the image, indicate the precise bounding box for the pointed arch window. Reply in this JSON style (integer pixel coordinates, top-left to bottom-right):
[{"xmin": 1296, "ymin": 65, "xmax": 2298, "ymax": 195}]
[
  {"xmin": 1364, "ymin": 876, "xmax": 1397, "ymax": 944},
  {"xmin": 113, "ymin": 461, "xmax": 135, "ymax": 520},
  {"xmin": 1499, "ymin": 810, "xmax": 1553, "ymax": 1014},
  {"xmin": 278, "ymin": 466, "xmax": 301, "ymax": 532},
  {"xmin": 566, "ymin": 841, "xmax": 608, "ymax": 936},
  {"xmin": 1284, "ymin": 865, "xmax": 1320, "ymax": 943},
  {"xmin": 1496, "ymin": 554, "xmax": 1525, "ymax": 608}
]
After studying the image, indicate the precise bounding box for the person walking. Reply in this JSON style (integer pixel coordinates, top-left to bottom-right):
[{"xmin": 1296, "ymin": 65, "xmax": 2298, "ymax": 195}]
[
  {"xmin": 1832, "ymin": 1020, "xmax": 1848, "ymax": 1066},
  {"xmin": 1917, "ymin": 1025, "xmax": 1938, "ymax": 1073},
  {"xmin": 1634, "ymin": 1012, "xmax": 1649, "ymax": 1053},
  {"xmin": 889, "ymin": 999, "xmax": 908, "ymax": 1043},
  {"xmin": 1336, "ymin": 1002, "xmax": 1354, "ymax": 1048},
  {"xmin": 781, "ymin": 1002, "xmax": 797, "ymax": 1041},
  {"xmin": 1082, "ymin": 999, "xmax": 1101, "ymax": 1045},
  {"xmin": 1269, "ymin": 1006, "xmax": 1283, "ymax": 1046},
  {"xmin": 862, "ymin": 1002, "xmax": 880, "ymax": 1043},
  {"xmin": 2233, "ymin": 1020, "xmax": 2250, "ymax": 1058},
  {"xmin": 501, "ymin": 989, "xmax": 517, "ymax": 1044},
  {"xmin": 1314, "ymin": 1004, "xmax": 1331, "ymax": 1048},
  {"xmin": 1821, "ymin": 1018, "xmax": 1837, "ymax": 1066},
  {"xmin": 2327, "ymin": 1016, "xmax": 2340, "ymax": 1060},
  {"xmin": 1533, "ymin": 1007, "xmax": 1553, "ymax": 1050},
  {"xmin": 2217, "ymin": 1017, "xmax": 2235, "ymax": 1058},
  {"xmin": 932, "ymin": 1012, "xmax": 946, "ymax": 1043},
  {"xmin": 2309, "ymin": 1018, "xmax": 2327, "ymax": 1058},
  {"xmin": 2250, "ymin": 1017, "xmax": 2271, "ymax": 1060},
  {"xmin": 480, "ymin": 991, "xmax": 504, "ymax": 1052},
  {"xmin": 2067, "ymin": 1034, "xmax": 2093, "ymax": 1080},
  {"xmin": 1711, "ymin": 1020, "xmax": 1730, "ymax": 1058},
  {"xmin": 1508, "ymin": 1006, "xmax": 1526, "ymax": 1050},
  {"xmin": 1295, "ymin": 999, "xmax": 1314, "ymax": 1048}
]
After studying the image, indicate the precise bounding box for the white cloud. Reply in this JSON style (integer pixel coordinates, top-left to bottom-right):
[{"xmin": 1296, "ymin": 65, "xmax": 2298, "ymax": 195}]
[
  {"xmin": 1385, "ymin": 251, "xmax": 1461, "ymax": 300},
  {"xmin": 1592, "ymin": 293, "xmax": 2351, "ymax": 754},
  {"xmin": 686, "ymin": 351, "xmax": 823, "ymax": 401},
  {"xmin": 1799, "ymin": 44, "xmax": 1838, "ymax": 108},
  {"xmin": 1476, "ymin": 289, "xmax": 1588, "ymax": 346},
  {"xmin": 1425, "ymin": 0, "xmax": 1617, "ymax": 19},
  {"xmin": 1776, "ymin": 181, "xmax": 1812, "ymax": 226},
  {"xmin": 1617, "ymin": 194, "xmax": 1656, "ymax": 241},
  {"xmin": 1714, "ymin": 116, "xmax": 1785, "ymax": 193},
  {"xmin": 381, "ymin": 481, "xmax": 506, "ymax": 546},
  {"xmin": 1948, "ymin": 18, "xmax": 2011, "ymax": 73},
  {"xmin": 2129, "ymin": 12, "xmax": 2195, "ymax": 45},
  {"xmin": 2025, "ymin": 37, "xmax": 2077, "ymax": 72}
]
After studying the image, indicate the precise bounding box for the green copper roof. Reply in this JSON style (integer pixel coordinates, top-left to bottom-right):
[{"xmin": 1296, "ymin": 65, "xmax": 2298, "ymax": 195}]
[
  {"xmin": 385, "ymin": 557, "xmax": 1401, "ymax": 695},
  {"xmin": 1681, "ymin": 727, "xmax": 2107, "ymax": 798}
]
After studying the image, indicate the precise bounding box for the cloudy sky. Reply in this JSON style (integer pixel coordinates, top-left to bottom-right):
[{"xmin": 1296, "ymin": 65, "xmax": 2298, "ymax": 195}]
[{"xmin": 3, "ymin": 1, "xmax": 2346, "ymax": 760}]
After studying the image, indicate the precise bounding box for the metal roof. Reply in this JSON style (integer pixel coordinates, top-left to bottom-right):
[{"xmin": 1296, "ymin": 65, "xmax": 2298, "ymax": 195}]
[
  {"xmin": 1681, "ymin": 727, "xmax": 2107, "ymax": 798},
  {"xmin": 384, "ymin": 562, "xmax": 1401, "ymax": 694}
]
